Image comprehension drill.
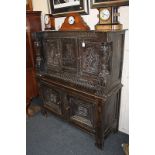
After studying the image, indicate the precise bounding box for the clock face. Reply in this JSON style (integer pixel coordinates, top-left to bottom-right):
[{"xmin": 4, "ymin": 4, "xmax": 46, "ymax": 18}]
[
  {"xmin": 100, "ymin": 9, "xmax": 110, "ymax": 21},
  {"xmin": 44, "ymin": 15, "xmax": 49, "ymax": 25},
  {"xmin": 68, "ymin": 16, "xmax": 75, "ymax": 25}
]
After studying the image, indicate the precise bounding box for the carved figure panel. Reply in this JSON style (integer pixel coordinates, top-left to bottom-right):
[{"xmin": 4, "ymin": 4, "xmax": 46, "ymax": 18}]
[
  {"xmin": 44, "ymin": 39, "xmax": 61, "ymax": 69},
  {"xmin": 79, "ymin": 40, "xmax": 101, "ymax": 77},
  {"xmin": 41, "ymin": 85, "xmax": 62, "ymax": 114},
  {"xmin": 61, "ymin": 38, "xmax": 77, "ymax": 70},
  {"xmin": 68, "ymin": 96, "xmax": 94, "ymax": 127}
]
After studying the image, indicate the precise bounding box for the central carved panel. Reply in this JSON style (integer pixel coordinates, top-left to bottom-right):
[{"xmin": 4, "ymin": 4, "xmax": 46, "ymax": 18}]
[{"xmin": 61, "ymin": 38, "xmax": 77, "ymax": 71}]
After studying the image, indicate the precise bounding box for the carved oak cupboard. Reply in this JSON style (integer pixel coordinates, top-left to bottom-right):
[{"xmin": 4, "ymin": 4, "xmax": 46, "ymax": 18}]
[{"xmin": 33, "ymin": 30, "xmax": 125, "ymax": 149}]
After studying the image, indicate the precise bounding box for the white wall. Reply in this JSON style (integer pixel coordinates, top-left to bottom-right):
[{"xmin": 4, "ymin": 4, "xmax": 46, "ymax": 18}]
[
  {"xmin": 32, "ymin": 0, "xmax": 129, "ymax": 134},
  {"xmin": 118, "ymin": 7, "xmax": 129, "ymax": 134}
]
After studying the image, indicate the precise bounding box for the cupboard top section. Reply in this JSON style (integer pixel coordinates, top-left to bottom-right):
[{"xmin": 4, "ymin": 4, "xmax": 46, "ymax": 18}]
[{"xmin": 32, "ymin": 30, "xmax": 126, "ymax": 40}]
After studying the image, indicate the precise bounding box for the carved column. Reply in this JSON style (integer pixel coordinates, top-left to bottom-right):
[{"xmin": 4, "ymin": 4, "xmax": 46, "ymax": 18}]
[{"xmin": 34, "ymin": 40, "xmax": 42, "ymax": 71}]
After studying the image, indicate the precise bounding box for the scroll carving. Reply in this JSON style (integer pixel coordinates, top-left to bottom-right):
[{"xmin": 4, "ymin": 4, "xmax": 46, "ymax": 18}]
[
  {"xmin": 98, "ymin": 42, "xmax": 112, "ymax": 86},
  {"xmin": 82, "ymin": 47, "xmax": 99, "ymax": 75}
]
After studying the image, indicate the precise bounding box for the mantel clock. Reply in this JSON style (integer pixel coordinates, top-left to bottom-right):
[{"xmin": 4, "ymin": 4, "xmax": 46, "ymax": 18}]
[{"xmin": 91, "ymin": 0, "xmax": 129, "ymax": 31}]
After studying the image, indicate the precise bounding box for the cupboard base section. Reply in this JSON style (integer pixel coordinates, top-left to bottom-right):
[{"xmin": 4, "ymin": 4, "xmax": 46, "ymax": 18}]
[{"xmin": 38, "ymin": 78, "xmax": 121, "ymax": 149}]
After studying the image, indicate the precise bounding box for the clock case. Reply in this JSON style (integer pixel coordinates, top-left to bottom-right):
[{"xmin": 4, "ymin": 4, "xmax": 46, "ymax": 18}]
[
  {"xmin": 91, "ymin": 0, "xmax": 129, "ymax": 31},
  {"xmin": 59, "ymin": 13, "xmax": 90, "ymax": 31},
  {"xmin": 44, "ymin": 14, "xmax": 55, "ymax": 30},
  {"xmin": 95, "ymin": 7, "xmax": 122, "ymax": 31}
]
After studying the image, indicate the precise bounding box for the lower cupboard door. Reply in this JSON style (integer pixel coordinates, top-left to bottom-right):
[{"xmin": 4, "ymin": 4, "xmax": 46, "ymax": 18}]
[
  {"xmin": 40, "ymin": 84, "xmax": 62, "ymax": 115},
  {"xmin": 68, "ymin": 95, "xmax": 96, "ymax": 131}
]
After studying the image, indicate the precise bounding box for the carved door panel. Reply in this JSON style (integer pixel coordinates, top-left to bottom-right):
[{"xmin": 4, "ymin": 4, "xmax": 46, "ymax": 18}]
[
  {"xmin": 79, "ymin": 39, "xmax": 101, "ymax": 82},
  {"xmin": 79, "ymin": 39, "xmax": 112, "ymax": 88},
  {"xmin": 68, "ymin": 95, "xmax": 95, "ymax": 129},
  {"xmin": 40, "ymin": 83, "xmax": 62, "ymax": 115},
  {"xmin": 60, "ymin": 38, "xmax": 78, "ymax": 73},
  {"xmin": 43, "ymin": 39, "xmax": 61, "ymax": 73}
]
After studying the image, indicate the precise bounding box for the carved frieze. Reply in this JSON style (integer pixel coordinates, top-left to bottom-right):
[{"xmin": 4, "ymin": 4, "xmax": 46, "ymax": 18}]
[
  {"xmin": 47, "ymin": 73, "xmax": 97, "ymax": 91},
  {"xmin": 43, "ymin": 31, "xmax": 98, "ymax": 39}
]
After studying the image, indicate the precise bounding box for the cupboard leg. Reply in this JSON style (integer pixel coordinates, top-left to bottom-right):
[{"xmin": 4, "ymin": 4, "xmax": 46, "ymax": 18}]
[
  {"xmin": 41, "ymin": 108, "xmax": 48, "ymax": 117},
  {"xmin": 95, "ymin": 126, "xmax": 104, "ymax": 149}
]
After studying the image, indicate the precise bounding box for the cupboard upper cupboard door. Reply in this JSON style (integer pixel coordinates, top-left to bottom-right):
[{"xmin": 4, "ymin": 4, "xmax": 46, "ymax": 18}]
[
  {"xmin": 61, "ymin": 38, "xmax": 78, "ymax": 73},
  {"xmin": 43, "ymin": 38, "xmax": 61, "ymax": 73},
  {"xmin": 78, "ymin": 38, "xmax": 112, "ymax": 87},
  {"xmin": 42, "ymin": 37, "xmax": 78, "ymax": 74}
]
